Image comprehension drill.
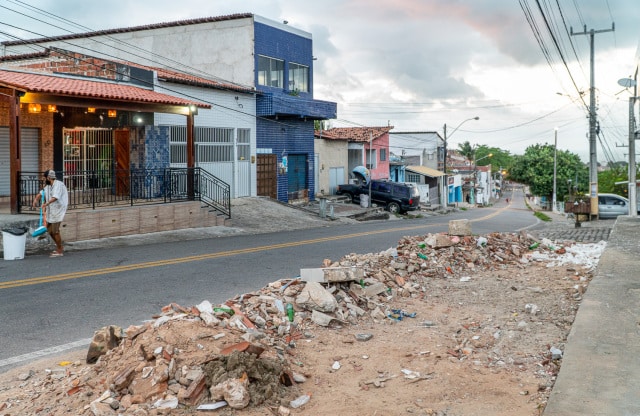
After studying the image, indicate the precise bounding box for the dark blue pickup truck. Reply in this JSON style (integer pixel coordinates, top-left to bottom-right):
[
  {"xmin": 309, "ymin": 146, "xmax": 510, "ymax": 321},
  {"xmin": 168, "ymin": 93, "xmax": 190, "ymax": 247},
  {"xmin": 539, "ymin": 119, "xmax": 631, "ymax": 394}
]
[{"xmin": 336, "ymin": 180, "xmax": 420, "ymax": 214}]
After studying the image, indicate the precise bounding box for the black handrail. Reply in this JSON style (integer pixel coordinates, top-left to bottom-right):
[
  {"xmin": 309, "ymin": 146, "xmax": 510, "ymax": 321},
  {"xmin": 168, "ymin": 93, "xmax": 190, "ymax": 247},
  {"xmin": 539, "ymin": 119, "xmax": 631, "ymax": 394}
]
[{"xmin": 17, "ymin": 168, "xmax": 231, "ymax": 218}]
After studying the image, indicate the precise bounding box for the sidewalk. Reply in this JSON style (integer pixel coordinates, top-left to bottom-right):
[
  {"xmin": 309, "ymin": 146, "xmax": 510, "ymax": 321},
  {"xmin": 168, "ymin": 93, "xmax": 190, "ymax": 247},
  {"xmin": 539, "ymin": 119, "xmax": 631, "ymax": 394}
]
[{"xmin": 543, "ymin": 216, "xmax": 640, "ymax": 415}]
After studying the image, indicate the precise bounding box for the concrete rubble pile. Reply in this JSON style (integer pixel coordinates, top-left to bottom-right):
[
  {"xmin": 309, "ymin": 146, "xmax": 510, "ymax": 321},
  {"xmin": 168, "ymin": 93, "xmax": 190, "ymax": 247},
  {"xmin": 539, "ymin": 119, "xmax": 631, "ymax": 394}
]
[{"xmin": 4, "ymin": 230, "xmax": 571, "ymax": 415}]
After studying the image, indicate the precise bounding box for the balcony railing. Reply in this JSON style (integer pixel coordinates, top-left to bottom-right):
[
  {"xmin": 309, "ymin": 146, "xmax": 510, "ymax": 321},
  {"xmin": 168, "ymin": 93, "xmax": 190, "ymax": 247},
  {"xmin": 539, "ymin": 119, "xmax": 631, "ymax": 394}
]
[{"xmin": 18, "ymin": 168, "xmax": 230, "ymax": 218}]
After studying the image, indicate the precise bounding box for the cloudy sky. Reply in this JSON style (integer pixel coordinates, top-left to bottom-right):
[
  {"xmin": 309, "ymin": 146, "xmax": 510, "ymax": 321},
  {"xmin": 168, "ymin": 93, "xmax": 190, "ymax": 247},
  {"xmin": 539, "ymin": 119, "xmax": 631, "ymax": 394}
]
[{"xmin": 2, "ymin": 0, "xmax": 639, "ymax": 164}]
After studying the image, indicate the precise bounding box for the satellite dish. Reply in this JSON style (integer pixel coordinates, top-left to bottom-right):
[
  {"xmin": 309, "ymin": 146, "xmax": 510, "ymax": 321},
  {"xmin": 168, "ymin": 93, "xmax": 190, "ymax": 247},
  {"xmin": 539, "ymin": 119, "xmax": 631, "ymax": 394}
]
[{"xmin": 617, "ymin": 78, "xmax": 636, "ymax": 88}]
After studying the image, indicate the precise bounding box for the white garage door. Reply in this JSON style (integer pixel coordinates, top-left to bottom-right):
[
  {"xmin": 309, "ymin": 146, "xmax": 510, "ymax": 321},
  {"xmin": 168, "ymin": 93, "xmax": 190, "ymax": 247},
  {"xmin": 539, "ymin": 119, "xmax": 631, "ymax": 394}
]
[{"xmin": 0, "ymin": 127, "xmax": 40, "ymax": 196}]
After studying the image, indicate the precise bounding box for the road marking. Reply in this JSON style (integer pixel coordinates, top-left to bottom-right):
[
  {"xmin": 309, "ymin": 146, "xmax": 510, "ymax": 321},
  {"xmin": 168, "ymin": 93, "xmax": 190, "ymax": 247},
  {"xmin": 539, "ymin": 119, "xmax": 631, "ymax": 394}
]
[
  {"xmin": 0, "ymin": 210, "xmax": 507, "ymax": 290},
  {"xmin": 0, "ymin": 338, "xmax": 91, "ymax": 369}
]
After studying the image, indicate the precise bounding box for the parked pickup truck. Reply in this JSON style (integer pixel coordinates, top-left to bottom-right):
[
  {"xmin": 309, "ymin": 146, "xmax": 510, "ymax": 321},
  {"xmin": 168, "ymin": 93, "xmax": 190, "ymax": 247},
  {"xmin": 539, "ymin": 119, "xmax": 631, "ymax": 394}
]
[{"xmin": 336, "ymin": 179, "xmax": 420, "ymax": 214}]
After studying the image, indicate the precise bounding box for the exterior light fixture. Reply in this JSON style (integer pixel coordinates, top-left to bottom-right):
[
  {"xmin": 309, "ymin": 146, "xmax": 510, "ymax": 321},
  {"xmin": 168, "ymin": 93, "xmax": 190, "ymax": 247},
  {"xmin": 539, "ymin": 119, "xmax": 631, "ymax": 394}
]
[
  {"xmin": 28, "ymin": 103, "xmax": 42, "ymax": 113},
  {"xmin": 107, "ymin": 110, "xmax": 117, "ymax": 118},
  {"xmin": 47, "ymin": 105, "xmax": 57, "ymax": 112},
  {"xmin": 87, "ymin": 107, "xmax": 96, "ymax": 113}
]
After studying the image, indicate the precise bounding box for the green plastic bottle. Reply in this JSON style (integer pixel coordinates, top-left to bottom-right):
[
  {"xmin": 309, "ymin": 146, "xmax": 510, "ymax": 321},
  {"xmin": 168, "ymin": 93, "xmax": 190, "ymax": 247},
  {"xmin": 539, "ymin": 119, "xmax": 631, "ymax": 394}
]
[
  {"xmin": 286, "ymin": 303, "xmax": 295, "ymax": 322},
  {"xmin": 528, "ymin": 242, "xmax": 539, "ymax": 250}
]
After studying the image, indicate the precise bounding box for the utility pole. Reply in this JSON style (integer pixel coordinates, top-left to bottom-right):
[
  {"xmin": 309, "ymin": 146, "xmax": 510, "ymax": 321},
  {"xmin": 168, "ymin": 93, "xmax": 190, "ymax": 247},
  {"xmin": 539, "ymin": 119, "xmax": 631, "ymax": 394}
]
[
  {"xmin": 629, "ymin": 66, "xmax": 638, "ymax": 217},
  {"xmin": 442, "ymin": 124, "xmax": 448, "ymax": 208},
  {"xmin": 571, "ymin": 23, "xmax": 614, "ymax": 218},
  {"xmin": 553, "ymin": 128, "xmax": 558, "ymax": 213}
]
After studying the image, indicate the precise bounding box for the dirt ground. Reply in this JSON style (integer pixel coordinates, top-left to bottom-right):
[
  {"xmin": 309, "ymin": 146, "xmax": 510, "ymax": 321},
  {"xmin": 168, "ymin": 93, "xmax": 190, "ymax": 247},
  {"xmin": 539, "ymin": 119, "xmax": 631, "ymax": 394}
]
[{"xmin": 0, "ymin": 231, "xmax": 604, "ymax": 416}]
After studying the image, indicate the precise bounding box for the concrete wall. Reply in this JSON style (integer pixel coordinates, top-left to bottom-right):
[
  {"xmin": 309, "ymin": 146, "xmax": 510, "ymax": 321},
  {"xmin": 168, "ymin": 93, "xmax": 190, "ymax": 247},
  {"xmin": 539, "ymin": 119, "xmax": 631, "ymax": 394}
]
[
  {"xmin": 315, "ymin": 138, "xmax": 348, "ymax": 195},
  {"xmin": 5, "ymin": 18, "xmax": 257, "ymax": 87}
]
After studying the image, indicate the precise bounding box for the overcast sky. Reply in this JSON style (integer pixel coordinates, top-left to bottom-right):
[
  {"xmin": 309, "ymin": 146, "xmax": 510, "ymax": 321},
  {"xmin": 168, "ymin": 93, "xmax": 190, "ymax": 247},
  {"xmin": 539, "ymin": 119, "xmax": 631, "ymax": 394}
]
[{"xmin": 2, "ymin": 0, "xmax": 639, "ymax": 164}]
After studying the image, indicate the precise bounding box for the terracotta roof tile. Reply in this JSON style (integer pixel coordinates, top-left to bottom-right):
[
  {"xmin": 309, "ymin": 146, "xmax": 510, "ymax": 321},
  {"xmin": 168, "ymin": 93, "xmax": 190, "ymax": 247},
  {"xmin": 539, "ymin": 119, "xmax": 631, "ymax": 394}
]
[
  {"xmin": 314, "ymin": 126, "xmax": 394, "ymax": 142},
  {"xmin": 126, "ymin": 62, "xmax": 254, "ymax": 94},
  {"xmin": 0, "ymin": 69, "xmax": 210, "ymax": 108}
]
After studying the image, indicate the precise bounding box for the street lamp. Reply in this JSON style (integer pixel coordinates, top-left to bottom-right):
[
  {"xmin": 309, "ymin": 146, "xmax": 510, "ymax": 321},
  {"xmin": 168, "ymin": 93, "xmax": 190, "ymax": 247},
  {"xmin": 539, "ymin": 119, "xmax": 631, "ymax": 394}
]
[
  {"xmin": 442, "ymin": 116, "xmax": 479, "ymax": 207},
  {"xmin": 553, "ymin": 127, "xmax": 558, "ymax": 213},
  {"xmin": 618, "ymin": 75, "xmax": 638, "ymax": 217}
]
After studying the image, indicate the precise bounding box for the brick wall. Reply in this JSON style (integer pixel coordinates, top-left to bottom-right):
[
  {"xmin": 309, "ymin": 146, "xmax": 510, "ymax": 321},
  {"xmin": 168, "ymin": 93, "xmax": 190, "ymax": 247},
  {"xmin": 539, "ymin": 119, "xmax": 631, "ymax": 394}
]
[{"xmin": 0, "ymin": 96, "xmax": 54, "ymax": 172}]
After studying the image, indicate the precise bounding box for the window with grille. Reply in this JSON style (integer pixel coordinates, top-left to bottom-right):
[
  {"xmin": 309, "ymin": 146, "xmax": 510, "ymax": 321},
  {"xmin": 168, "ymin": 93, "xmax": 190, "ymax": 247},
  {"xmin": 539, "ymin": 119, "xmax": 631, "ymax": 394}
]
[
  {"xmin": 238, "ymin": 128, "xmax": 250, "ymax": 161},
  {"xmin": 406, "ymin": 173, "xmax": 421, "ymax": 183},
  {"xmin": 168, "ymin": 126, "xmax": 251, "ymax": 164},
  {"xmin": 63, "ymin": 128, "xmax": 113, "ymax": 173}
]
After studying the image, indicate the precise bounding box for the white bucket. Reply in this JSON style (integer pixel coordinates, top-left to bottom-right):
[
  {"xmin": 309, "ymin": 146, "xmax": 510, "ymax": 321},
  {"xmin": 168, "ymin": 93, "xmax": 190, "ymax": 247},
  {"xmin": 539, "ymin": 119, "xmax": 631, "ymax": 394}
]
[
  {"xmin": 2, "ymin": 231, "xmax": 26, "ymax": 260},
  {"xmin": 360, "ymin": 194, "xmax": 369, "ymax": 208}
]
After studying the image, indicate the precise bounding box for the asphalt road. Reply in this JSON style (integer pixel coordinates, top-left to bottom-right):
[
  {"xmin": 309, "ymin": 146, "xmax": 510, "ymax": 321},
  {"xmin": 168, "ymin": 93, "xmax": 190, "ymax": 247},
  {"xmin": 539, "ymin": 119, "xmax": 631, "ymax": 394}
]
[{"xmin": 0, "ymin": 189, "xmax": 542, "ymax": 372}]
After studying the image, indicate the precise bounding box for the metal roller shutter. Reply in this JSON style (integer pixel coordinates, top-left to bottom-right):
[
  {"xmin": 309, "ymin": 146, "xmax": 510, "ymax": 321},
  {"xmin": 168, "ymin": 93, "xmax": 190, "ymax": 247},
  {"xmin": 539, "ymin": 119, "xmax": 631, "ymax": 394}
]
[{"xmin": 0, "ymin": 127, "xmax": 39, "ymax": 196}]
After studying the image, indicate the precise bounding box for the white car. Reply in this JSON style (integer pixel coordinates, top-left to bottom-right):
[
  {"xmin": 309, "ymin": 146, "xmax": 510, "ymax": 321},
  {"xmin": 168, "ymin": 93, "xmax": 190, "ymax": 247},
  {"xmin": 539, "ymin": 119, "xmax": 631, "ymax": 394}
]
[{"xmin": 597, "ymin": 193, "xmax": 629, "ymax": 219}]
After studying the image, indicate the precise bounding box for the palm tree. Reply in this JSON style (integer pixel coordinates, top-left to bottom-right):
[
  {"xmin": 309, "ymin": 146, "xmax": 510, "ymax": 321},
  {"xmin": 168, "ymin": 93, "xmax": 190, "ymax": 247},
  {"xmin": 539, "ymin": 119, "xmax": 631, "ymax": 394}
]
[{"xmin": 457, "ymin": 141, "xmax": 475, "ymax": 162}]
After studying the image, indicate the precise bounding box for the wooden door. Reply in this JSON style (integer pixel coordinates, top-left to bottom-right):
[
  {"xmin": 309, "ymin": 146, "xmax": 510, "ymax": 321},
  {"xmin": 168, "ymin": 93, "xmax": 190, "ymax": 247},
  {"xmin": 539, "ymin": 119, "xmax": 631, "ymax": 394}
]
[
  {"xmin": 114, "ymin": 129, "xmax": 130, "ymax": 196},
  {"xmin": 257, "ymin": 154, "xmax": 277, "ymax": 199}
]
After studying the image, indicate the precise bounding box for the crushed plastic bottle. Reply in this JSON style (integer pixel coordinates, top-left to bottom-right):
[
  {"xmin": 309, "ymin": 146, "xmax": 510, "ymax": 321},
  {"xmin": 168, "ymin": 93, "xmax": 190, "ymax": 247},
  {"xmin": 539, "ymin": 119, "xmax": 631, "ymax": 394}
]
[
  {"xmin": 290, "ymin": 393, "xmax": 311, "ymax": 409},
  {"xmin": 418, "ymin": 242, "xmax": 426, "ymax": 249},
  {"xmin": 528, "ymin": 242, "xmax": 540, "ymax": 250},
  {"xmin": 417, "ymin": 253, "xmax": 428, "ymax": 260}
]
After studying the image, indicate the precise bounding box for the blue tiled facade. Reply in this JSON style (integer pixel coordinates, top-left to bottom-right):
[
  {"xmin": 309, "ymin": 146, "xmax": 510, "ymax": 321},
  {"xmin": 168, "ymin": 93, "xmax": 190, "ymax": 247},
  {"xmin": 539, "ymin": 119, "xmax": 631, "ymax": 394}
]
[
  {"xmin": 254, "ymin": 20, "xmax": 337, "ymax": 203},
  {"xmin": 131, "ymin": 126, "xmax": 170, "ymax": 198}
]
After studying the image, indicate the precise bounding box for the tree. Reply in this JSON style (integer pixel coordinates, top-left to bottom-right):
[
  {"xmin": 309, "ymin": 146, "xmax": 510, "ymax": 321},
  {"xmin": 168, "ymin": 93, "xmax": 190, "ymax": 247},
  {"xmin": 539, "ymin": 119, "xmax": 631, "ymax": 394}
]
[
  {"xmin": 598, "ymin": 166, "xmax": 631, "ymax": 196},
  {"xmin": 457, "ymin": 141, "xmax": 475, "ymax": 161},
  {"xmin": 474, "ymin": 145, "xmax": 513, "ymax": 170},
  {"xmin": 509, "ymin": 144, "xmax": 588, "ymax": 201}
]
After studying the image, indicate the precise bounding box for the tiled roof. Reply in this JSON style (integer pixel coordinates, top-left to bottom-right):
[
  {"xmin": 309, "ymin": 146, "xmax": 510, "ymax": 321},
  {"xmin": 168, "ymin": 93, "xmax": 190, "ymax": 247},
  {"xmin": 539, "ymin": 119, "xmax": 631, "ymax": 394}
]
[
  {"xmin": 0, "ymin": 48, "xmax": 253, "ymax": 94},
  {"xmin": 314, "ymin": 126, "xmax": 394, "ymax": 142},
  {"xmin": 2, "ymin": 14, "xmax": 253, "ymax": 46},
  {"xmin": 0, "ymin": 69, "xmax": 211, "ymax": 108},
  {"xmin": 127, "ymin": 62, "xmax": 254, "ymax": 94}
]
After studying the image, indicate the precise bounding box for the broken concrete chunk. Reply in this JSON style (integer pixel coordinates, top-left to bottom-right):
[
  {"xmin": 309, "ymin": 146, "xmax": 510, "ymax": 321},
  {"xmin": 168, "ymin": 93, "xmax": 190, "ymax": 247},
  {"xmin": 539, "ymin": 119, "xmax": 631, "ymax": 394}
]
[
  {"xmin": 86, "ymin": 325, "xmax": 123, "ymax": 364},
  {"xmin": 295, "ymin": 281, "xmax": 338, "ymax": 312},
  {"xmin": 425, "ymin": 234, "xmax": 455, "ymax": 248},
  {"xmin": 300, "ymin": 266, "xmax": 365, "ymax": 283},
  {"xmin": 448, "ymin": 219, "xmax": 472, "ymax": 236},
  {"xmin": 310, "ymin": 310, "xmax": 339, "ymax": 327},
  {"xmin": 363, "ymin": 282, "xmax": 388, "ymax": 297},
  {"xmin": 210, "ymin": 374, "xmax": 250, "ymax": 409}
]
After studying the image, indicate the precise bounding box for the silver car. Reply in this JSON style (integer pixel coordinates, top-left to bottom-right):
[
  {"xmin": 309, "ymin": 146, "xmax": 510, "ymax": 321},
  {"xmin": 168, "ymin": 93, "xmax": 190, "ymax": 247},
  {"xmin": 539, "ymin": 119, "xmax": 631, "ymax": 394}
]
[{"xmin": 597, "ymin": 193, "xmax": 629, "ymax": 219}]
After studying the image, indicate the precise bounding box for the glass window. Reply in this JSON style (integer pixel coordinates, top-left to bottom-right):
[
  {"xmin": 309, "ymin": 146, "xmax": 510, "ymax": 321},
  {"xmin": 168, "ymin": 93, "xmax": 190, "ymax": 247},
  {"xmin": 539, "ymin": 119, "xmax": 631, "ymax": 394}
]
[
  {"xmin": 258, "ymin": 55, "xmax": 284, "ymax": 88},
  {"xmin": 380, "ymin": 149, "xmax": 386, "ymax": 161},
  {"xmin": 288, "ymin": 62, "xmax": 309, "ymax": 93},
  {"xmin": 366, "ymin": 149, "xmax": 377, "ymax": 170}
]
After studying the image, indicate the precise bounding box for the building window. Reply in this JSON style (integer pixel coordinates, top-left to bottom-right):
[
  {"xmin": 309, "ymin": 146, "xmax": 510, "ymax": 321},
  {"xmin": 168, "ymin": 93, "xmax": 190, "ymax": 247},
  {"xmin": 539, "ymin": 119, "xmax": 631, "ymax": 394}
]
[
  {"xmin": 406, "ymin": 173, "xmax": 421, "ymax": 183},
  {"xmin": 380, "ymin": 149, "xmax": 387, "ymax": 161},
  {"xmin": 288, "ymin": 62, "xmax": 309, "ymax": 93},
  {"xmin": 258, "ymin": 55, "xmax": 284, "ymax": 88},
  {"xmin": 366, "ymin": 149, "xmax": 377, "ymax": 170}
]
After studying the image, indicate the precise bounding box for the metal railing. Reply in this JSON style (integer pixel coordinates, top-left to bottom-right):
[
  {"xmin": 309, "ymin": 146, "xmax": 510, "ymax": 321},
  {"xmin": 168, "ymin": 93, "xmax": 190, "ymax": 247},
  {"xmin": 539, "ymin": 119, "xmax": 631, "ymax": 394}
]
[{"xmin": 18, "ymin": 168, "xmax": 231, "ymax": 218}]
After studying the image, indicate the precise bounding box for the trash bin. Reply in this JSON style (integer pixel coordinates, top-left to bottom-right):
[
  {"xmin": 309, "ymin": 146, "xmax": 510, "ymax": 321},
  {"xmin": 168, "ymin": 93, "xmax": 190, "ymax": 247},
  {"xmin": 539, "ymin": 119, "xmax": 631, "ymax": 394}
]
[
  {"xmin": 2, "ymin": 227, "xmax": 28, "ymax": 260},
  {"xmin": 360, "ymin": 194, "xmax": 369, "ymax": 208}
]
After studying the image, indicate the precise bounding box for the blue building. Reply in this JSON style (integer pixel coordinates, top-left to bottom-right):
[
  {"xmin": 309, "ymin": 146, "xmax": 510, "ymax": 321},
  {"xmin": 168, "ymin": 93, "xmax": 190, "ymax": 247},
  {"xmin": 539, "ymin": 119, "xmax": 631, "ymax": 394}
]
[{"xmin": 254, "ymin": 17, "xmax": 337, "ymax": 202}]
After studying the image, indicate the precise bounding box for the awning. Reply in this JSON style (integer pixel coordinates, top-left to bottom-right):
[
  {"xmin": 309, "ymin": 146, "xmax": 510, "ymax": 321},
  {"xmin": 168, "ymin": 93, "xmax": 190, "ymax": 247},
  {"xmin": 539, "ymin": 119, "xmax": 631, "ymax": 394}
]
[
  {"xmin": 0, "ymin": 69, "xmax": 211, "ymax": 115},
  {"xmin": 406, "ymin": 165, "xmax": 445, "ymax": 178}
]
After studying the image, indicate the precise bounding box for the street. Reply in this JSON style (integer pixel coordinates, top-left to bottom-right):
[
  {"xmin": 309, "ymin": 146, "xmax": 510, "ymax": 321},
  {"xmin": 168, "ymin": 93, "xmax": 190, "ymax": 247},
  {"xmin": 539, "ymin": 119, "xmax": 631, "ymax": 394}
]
[{"xmin": 0, "ymin": 189, "xmax": 540, "ymax": 371}]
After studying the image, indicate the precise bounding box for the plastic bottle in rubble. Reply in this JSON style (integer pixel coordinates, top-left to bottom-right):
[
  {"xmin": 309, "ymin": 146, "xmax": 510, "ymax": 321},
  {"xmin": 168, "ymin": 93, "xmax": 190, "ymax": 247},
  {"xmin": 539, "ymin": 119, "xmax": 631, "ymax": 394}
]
[
  {"xmin": 286, "ymin": 303, "xmax": 295, "ymax": 322},
  {"xmin": 290, "ymin": 393, "xmax": 311, "ymax": 408}
]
